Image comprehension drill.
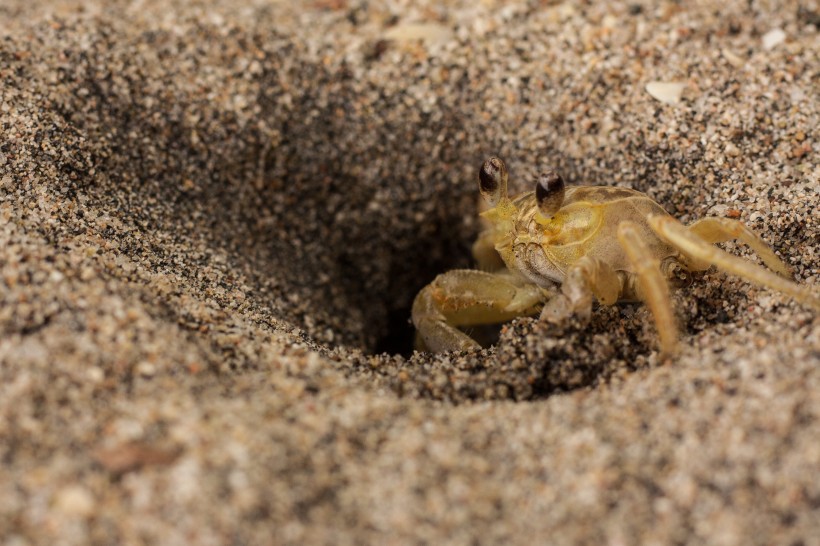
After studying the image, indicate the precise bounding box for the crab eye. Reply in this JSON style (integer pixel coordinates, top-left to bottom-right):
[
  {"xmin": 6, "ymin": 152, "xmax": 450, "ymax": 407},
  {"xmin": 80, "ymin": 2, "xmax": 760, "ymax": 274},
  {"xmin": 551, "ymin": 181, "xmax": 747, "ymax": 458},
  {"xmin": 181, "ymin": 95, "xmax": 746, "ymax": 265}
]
[
  {"xmin": 535, "ymin": 170, "xmax": 565, "ymax": 219},
  {"xmin": 478, "ymin": 157, "xmax": 508, "ymax": 206}
]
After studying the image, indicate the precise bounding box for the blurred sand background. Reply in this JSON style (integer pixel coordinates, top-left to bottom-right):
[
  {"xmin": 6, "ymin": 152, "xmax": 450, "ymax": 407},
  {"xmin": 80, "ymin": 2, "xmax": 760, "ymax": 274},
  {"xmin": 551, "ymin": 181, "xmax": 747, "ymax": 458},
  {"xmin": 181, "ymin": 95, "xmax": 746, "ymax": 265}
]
[{"xmin": 0, "ymin": 0, "xmax": 818, "ymax": 544}]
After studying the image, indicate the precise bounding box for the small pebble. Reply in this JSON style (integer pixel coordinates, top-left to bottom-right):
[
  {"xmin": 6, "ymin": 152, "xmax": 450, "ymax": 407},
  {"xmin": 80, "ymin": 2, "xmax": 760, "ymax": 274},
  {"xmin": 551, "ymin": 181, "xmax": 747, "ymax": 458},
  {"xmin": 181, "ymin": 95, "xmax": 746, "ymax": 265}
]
[
  {"xmin": 645, "ymin": 81, "xmax": 687, "ymax": 104},
  {"xmin": 383, "ymin": 23, "xmax": 452, "ymax": 46},
  {"xmin": 762, "ymin": 28, "xmax": 786, "ymax": 50},
  {"xmin": 136, "ymin": 362, "xmax": 157, "ymax": 377},
  {"xmin": 721, "ymin": 49, "xmax": 745, "ymax": 68},
  {"xmin": 54, "ymin": 485, "xmax": 95, "ymax": 517}
]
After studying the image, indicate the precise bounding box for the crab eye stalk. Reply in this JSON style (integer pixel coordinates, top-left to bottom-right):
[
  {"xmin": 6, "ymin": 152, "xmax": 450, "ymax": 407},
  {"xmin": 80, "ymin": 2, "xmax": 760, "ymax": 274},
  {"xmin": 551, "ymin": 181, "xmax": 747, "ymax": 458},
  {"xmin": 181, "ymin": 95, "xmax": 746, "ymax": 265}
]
[
  {"xmin": 535, "ymin": 170, "xmax": 565, "ymax": 219},
  {"xmin": 478, "ymin": 157, "xmax": 509, "ymax": 207}
]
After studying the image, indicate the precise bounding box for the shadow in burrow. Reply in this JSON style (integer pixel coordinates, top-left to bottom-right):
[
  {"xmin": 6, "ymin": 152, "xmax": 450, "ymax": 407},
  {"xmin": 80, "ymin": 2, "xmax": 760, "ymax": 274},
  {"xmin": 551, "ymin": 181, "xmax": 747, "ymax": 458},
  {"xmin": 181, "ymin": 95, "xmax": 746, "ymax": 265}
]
[
  {"xmin": 25, "ymin": 42, "xmax": 485, "ymax": 361},
  {"xmin": 242, "ymin": 82, "xmax": 488, "ymax": 353}
]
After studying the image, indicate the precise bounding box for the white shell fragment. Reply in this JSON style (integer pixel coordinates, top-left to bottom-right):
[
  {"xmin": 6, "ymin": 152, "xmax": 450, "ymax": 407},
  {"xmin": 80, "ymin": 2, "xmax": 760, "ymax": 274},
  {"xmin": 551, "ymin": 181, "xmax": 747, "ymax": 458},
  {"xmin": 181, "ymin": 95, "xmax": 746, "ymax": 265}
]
[
  {"xmin": 762, "ymin": 28, "xmax": 785, "ymax": 50},
  {"xmin": 645, "ymin": 81, "xmax": 687, "ymax": 104},
  {"xmin": 721, "ymin": 48, "xmax": 745, "ymax": 68},
  {"xmin": 383, "ymin": 23, "xmax": 453, "ymax": 46}
]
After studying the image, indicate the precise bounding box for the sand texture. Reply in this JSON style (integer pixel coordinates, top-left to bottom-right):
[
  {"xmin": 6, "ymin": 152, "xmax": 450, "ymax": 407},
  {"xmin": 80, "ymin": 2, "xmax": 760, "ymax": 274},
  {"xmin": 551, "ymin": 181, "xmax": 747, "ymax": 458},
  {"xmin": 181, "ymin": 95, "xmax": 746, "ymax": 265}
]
[{"xmin": 1, "ymin": 0, "xmax": 819, "ymax": 544}]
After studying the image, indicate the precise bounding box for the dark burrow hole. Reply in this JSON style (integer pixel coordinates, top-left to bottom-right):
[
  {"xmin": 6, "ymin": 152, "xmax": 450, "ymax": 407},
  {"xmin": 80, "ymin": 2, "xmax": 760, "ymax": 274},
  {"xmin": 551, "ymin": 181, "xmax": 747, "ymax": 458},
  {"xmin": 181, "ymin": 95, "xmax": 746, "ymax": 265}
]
[
  {"xmin": 372, "ymin": 307, "xmax": 417, "ymax": 356},
  {"xmin": 167, "ymin": 162, "xmax": 656, "ymax": 402}
]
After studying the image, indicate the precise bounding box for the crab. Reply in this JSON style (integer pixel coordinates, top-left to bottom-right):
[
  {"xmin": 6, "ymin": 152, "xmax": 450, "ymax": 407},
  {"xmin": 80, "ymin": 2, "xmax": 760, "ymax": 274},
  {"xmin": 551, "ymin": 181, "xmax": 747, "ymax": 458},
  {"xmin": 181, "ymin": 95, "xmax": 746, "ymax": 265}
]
[{"xmin": 412, "ymin": 157, "xmax": 819, "ymax": 355}]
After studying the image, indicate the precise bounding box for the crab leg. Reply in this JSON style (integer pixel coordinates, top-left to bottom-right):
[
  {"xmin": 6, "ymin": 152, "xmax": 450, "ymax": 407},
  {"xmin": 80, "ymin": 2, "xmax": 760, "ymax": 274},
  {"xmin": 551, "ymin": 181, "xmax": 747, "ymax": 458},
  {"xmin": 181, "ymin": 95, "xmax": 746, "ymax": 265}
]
[
  {"xmin": 539, "ymin": 256, "xmax": 622, "ymax": 323},
  {"xmin": 412, "ymin": 269, "xmax": 546, "ymax": 352},
  {"xmin": 648, "ymin": 215, "xmax": 820, "ymax": 311},
  {"xmin": 617, "ymin": 221, "xmax": 679, "ymax": 356},
  {"xmin": 686, "ymin": 217, "xmax": 792, "ymax": 277}
]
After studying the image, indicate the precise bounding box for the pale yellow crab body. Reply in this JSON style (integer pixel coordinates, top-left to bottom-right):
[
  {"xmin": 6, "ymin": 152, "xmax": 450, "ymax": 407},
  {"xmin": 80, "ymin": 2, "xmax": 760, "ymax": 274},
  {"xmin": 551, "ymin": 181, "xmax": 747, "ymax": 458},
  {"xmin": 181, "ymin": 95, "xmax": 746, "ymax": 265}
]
[
  {"xmin": 498, "ymin": 187, "xmax": 675, "ymax": 287},
  {"xmin": 412, "ymin": 157, "xmax": 819, "ymax": 355}
]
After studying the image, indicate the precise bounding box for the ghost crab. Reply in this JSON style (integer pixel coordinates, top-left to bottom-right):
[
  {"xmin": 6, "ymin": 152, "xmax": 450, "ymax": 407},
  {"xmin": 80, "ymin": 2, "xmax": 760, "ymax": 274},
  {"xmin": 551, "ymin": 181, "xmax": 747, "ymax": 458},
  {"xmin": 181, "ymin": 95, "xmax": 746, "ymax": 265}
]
[{"xmin": 412, "ymin": 157, "xmax": 819, "ymax": 355}]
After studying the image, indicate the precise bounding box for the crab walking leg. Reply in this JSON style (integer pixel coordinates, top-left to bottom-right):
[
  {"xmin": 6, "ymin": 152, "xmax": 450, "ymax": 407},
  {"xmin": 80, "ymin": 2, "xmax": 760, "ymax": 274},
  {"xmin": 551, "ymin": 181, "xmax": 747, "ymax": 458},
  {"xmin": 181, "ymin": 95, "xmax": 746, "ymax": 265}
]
[
  {"xmin": 539, "ymin": 256, "xmax": 622, "ymax": 323},
  {"xmin": 648, "ymin": 215, "xmax": 820, "ymax": 311},
  {"xmin": 687, "ymin": 217, "xmax": 792, "ymax": 277},
  {"xmin": 412, "ymin": 269, "xmax": 546, "ymax": 352},
  {"xmin": 617, "ymin": 221, "xmax": 679, "ymax": 356}
]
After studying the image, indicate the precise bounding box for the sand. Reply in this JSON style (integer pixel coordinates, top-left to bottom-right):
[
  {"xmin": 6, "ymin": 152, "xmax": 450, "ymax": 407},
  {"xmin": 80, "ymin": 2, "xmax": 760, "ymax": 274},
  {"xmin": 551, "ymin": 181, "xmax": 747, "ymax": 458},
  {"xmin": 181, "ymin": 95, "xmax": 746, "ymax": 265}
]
[{"xmin": 0, "ymin": 0, "xmax": 818, "ymax": 544}]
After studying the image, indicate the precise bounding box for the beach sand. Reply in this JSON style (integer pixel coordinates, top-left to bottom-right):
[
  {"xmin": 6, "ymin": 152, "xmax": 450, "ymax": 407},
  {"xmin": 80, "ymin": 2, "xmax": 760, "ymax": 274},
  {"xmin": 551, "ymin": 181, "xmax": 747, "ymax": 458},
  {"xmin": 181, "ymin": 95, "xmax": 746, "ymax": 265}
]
[{"xmin": 1, "ymin": 1, "xmax": 818, "ymax": 543}]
